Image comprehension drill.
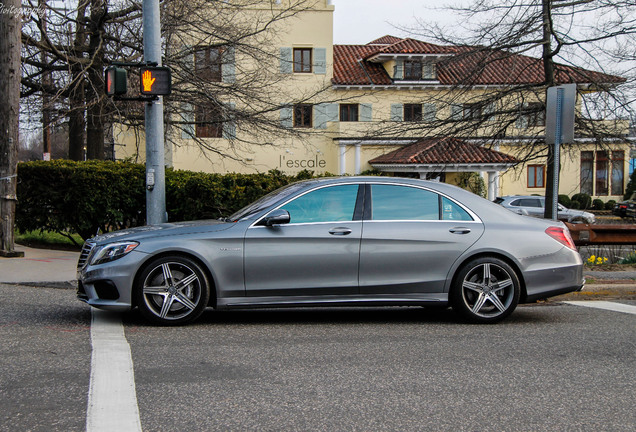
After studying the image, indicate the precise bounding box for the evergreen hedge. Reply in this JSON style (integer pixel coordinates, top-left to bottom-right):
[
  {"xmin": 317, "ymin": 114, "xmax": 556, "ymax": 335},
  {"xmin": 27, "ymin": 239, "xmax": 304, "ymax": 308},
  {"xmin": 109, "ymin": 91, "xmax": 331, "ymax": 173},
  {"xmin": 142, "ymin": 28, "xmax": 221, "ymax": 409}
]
[{"xmin": 16, "ymin": 160, "xmax": 313, "ymax": 242}]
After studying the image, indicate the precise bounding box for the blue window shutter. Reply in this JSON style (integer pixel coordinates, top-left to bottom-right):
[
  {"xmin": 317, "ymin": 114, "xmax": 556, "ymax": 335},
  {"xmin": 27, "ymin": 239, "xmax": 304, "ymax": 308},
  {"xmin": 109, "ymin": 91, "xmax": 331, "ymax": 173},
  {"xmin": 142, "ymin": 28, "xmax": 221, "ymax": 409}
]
[
  {"xmin": 223, "ymin": 102, "xmax": 236, "ymax": 140},
  {"xmin": 390, "ymin": 104, "xmax": 403, "ymax": 121},
  {"xmin": 313, "ymin": 48, "xmax": 327, "ymax": 74},
  {"xmin": 314, "ymin": 104, "xmax": 327, "ymax": 129},
  {"xmin": 360, "ymin": 104, "xmax": 373, "ymax": 122},
  {"xmin": 280, "ymin": 47, "xmax": 292, "ymax": 74},
  {"xmin": 280, "ymin": 106, "xmax": 293, "ymax": 128},
  {"xmin": 222, "ymin": 46, "xmax": 236, "ymax": 83},
  {"xmin": 326, "ymin": 104, "xmax": 339, "ymax": 122},
  {"xmin": 423, "ymin": 103, "xmax": 436, "ymax": 122},
  {"xmin": 394, "ymin": 60, "xmax": 404, "ymax": 80},
  {"xmin": 181, "ymin": 103, "xmax": 195, "ymax": 139}
]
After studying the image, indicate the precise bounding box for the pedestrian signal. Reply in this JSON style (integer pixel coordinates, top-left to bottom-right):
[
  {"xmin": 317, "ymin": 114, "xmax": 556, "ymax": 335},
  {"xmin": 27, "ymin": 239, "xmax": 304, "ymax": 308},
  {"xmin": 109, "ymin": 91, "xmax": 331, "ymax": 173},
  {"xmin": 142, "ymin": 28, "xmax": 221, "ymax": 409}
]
[
  {"xmin": 105, "ymin": 66, "xmax": 127, "ymax": 96},
  {"xmin": 139, "ymin": 67, "xmax": 171, "ymax": 96}
]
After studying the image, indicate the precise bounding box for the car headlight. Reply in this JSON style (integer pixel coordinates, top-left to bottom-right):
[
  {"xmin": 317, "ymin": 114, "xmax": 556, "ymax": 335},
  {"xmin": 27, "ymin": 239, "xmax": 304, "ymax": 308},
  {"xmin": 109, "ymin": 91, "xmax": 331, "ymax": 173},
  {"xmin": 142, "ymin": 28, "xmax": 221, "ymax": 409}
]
[{"xmin": 89, "ymin": 241, "xmax": 139, "ymax": 266}]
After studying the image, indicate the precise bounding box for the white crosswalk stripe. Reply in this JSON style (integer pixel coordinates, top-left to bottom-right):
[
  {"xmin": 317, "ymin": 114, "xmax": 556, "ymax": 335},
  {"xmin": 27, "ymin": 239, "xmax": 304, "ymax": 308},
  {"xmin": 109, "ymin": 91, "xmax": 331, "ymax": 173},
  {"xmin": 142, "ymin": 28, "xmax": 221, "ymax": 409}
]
[
  {"xmin": 564, "ymin": 301, "xmax": 636, "ymax": 315},
  {"xmin": 86, "ymin": 309, "xmax": 142, "ymax": 432}
]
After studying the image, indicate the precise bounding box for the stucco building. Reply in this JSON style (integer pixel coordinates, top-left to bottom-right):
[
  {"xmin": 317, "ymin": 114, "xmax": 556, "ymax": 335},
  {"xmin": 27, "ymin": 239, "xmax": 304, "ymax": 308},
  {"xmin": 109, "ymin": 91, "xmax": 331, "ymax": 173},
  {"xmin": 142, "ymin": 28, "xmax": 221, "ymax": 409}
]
[{"xmin": 116, "ymin": 0, "xmax": 630, "ymax": 202}]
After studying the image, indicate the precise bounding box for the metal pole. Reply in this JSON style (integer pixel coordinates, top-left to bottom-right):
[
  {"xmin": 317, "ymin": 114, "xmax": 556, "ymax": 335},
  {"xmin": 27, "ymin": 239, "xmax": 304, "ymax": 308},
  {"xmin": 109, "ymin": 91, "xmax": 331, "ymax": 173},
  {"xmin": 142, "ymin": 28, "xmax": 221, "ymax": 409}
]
[
  {"xmin": 142, "ymin": 0, "xmax": 167, "ymax": 224},
  {"xmin": 551, "ymin": 87, "xmax": 563, "ymax": 220}
]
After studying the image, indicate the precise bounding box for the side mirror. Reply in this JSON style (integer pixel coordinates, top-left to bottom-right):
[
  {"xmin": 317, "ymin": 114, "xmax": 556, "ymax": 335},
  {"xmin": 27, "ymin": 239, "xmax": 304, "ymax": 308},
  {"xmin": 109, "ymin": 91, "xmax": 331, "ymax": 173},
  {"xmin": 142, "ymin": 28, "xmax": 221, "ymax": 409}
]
[{"xmin": 262, "ymin": 209, "xmax": 290, "ymax": 226}]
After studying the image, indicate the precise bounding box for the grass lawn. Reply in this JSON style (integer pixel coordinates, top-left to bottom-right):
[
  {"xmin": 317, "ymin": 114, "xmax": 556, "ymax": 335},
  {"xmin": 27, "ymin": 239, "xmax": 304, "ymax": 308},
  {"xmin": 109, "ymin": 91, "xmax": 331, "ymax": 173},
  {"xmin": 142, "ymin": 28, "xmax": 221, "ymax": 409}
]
[{"xmin": 15, "ymin": 230, "xmax": 83, "ymax": 251}]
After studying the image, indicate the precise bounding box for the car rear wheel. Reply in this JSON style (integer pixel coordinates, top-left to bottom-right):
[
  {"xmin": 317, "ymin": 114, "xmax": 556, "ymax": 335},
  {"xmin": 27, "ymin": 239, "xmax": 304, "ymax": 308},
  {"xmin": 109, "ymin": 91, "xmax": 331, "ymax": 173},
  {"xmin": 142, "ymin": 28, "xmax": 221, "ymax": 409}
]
[
  {"xmin": 450, "ymin": 257, "xmax": 520, "ymax": 323},
  {"xmin": 135, "ymin": 256, "xmax": 210, "ymax": 325}
]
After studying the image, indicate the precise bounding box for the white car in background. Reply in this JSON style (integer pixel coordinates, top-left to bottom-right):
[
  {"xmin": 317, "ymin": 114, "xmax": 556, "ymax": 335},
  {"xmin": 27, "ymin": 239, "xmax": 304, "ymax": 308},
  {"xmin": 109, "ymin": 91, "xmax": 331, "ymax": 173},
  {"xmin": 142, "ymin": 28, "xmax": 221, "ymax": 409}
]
[{"xmin": 495, "ymin": 196, "xmax": 595, "ymax": 224}]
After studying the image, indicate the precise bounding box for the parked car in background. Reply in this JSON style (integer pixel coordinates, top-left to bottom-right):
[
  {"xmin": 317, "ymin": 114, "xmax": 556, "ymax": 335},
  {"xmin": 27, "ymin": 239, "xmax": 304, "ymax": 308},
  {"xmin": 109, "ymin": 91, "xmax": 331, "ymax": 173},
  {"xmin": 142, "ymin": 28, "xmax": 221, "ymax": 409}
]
[
  {"xmin": 77, "ymin": 177, "xmax": 584, "ymax": 325},
  {"xmin": 613, "ymin": 193, "xmax": 636, "ymax": 218},
  {"xmin": 495, "ymin": 196, "xmax": 596, "ymax": 224}
]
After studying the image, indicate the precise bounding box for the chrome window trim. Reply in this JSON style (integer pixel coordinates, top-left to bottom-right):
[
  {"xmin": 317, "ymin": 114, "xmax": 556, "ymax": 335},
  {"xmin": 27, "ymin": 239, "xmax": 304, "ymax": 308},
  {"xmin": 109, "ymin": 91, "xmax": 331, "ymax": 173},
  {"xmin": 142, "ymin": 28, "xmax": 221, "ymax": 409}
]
[
  {"xmin": 249, "ymin": 181, "xmax": 483, "ymax": 229},
  {"xmin": 249, "ymin": 183, "xmax": 362, "ymax": 229}
]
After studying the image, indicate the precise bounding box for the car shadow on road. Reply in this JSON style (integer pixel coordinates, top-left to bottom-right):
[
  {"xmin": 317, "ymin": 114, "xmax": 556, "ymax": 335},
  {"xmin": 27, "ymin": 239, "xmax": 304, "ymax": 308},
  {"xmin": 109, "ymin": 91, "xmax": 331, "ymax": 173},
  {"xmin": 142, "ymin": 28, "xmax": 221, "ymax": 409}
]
[{"xmin": 121, "ymin": 305, "xmax": 551, "ymax": 327}]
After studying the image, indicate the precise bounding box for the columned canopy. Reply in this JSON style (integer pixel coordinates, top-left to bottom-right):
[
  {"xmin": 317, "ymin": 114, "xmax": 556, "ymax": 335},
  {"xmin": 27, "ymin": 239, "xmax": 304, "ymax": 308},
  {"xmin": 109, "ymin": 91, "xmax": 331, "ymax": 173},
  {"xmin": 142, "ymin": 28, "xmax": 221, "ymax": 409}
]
[{"xmin": 339, "ymin": 137, "xmax": 518, "ymax": 200}]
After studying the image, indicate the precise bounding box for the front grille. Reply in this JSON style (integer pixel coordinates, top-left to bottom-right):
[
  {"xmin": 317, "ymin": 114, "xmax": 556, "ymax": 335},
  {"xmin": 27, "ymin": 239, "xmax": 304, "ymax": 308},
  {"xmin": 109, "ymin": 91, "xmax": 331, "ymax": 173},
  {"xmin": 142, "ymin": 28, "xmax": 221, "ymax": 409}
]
[{"xmin": 78, "ymin": 240, "xmax": 96, "ymax": 269}]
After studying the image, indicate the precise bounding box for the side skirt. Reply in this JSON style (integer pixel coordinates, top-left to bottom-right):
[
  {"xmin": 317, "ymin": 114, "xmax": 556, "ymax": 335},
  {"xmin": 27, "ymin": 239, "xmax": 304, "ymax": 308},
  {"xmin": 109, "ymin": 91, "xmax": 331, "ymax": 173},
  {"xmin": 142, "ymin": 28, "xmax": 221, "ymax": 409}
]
[{"xmin": 216, "ymin": 293, "xmax": 449, "ymax": 310}]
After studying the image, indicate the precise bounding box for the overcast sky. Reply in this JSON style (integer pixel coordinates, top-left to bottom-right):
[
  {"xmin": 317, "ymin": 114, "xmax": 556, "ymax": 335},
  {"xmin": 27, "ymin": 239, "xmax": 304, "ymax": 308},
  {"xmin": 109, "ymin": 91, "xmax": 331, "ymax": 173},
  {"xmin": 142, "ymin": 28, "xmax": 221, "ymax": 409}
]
[{"xmin": 332, "ymin": 0, "xmax": 459, "ymax": 45}]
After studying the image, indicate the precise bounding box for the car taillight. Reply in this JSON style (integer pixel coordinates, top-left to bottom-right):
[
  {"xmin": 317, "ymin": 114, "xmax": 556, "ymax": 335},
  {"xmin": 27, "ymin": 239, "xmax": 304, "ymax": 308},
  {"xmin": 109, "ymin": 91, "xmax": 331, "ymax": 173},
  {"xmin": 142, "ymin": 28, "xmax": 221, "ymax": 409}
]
[{"xmin": 545, "ymin": 226, "xmax": 577, "ymax": 250}]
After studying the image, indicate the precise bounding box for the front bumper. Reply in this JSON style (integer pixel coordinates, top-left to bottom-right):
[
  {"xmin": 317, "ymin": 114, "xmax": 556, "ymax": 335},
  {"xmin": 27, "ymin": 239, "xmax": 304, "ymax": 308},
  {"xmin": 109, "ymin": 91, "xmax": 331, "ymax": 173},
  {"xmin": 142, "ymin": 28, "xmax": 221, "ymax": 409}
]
[{"xmin": 77, "ymin": 250, "xmax": 146, "ymax": 311}]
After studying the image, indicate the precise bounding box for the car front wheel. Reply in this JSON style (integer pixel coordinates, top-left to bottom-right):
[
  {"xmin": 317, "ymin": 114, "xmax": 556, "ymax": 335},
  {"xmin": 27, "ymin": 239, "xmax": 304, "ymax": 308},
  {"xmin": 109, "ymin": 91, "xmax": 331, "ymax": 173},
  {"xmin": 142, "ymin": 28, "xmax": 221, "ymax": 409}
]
[
  {"xmin": 450, "ymin": 257, "xmax": 520, "ymax": 324},
  {"xmin": 135, "ymin": 256, "xmax": 210, "ymax": 325}
]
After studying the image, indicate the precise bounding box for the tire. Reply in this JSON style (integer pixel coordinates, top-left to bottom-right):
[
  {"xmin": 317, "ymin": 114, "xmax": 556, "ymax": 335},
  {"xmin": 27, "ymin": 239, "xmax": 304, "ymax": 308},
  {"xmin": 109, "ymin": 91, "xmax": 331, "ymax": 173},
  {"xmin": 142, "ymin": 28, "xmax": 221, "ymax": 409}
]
[
  {"xmin": 450, "ymin": 257, "xmax": 520, "ymax": 324},
  {"xmin": 135, "ymin": 255, "xmax": 210, "ymax": 325}
]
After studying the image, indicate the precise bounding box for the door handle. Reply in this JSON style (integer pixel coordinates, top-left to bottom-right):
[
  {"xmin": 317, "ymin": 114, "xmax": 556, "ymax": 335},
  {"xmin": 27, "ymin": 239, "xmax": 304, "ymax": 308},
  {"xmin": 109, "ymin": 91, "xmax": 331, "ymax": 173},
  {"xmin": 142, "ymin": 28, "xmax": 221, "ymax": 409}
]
[
  {"xmin": 449, "ymin": 227, "xmax": 471, "ymax": 234},
  {"xmin": 329, "ymin": 227, "xmax": 352, "ymax": 236}
]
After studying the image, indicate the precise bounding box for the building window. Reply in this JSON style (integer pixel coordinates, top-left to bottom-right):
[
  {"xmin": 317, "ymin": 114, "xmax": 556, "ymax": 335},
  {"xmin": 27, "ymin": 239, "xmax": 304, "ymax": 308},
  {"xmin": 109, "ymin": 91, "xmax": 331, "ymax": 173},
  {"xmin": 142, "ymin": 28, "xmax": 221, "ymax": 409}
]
[
  {"xmin": 463, "ymin": 103, "xmax": 483, "ymax": 120},
  {"xmin": 196, "ymin": 103, "xmax": 223, "ymax": 138},
  {"xmin": 612, "ymin": 151, "xmax": 625, "ymax": 196},
  {"xmin": 293, "ymin": 48, "xmax": 312, "ymax": 73},
  {"xmin": 293, "ymin": 104, "xmax": 312, "ymax": 128},
  {"xmin": 528, "ymin": 165, "xmax": 545, "ymax": 188},
  {"xmin": 596, "ymin": 151, "xmax": 609, "ymax": 195},
  {"xmin": 340, "ymin": 104, "xmax": 359, "ymax": 122},
  {"xmin": 195, "ymin": 46, "xmax": 222, "ymax": 82},
  {"xmin": 525, "ymin": 102, "xmax": 545, "ymax": 127},
  {"xmin": 580, "ymin": 151, "xmax": 594, "ymax": 195},
  {"xmin": 404, "ymin": 60, "xmax": 422, "ymax": 80},
  {"xmin": 404, "ymin": 104, "xmax": 422, "ymax": 122},
  {"xmin": 580, "ymin": 150, "xmax": 624, "ymax": 196}
]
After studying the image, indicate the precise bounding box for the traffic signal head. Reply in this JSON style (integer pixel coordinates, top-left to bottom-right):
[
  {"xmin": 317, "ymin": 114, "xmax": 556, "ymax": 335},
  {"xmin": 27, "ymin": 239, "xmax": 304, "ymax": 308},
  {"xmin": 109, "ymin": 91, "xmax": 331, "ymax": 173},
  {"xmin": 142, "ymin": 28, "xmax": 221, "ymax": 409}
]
[
  {"xmin": 105, "ymin": 66, "xmax": 127, "ymax": 96},
  {"xmin": 139, "ymin": 66, "xmax": 171, "ymax": 96}
]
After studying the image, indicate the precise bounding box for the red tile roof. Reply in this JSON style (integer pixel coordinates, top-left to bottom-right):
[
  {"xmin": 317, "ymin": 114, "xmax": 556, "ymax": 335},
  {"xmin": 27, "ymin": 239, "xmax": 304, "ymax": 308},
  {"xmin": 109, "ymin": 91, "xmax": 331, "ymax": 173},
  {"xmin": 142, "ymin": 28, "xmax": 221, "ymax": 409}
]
[
  {"xmin": 369, "ymin": 137, "xmax": 518, "ymax": 165},
  {"xmin": 332, "ymin": 36, "xmax": 624, "ymax": 86}
]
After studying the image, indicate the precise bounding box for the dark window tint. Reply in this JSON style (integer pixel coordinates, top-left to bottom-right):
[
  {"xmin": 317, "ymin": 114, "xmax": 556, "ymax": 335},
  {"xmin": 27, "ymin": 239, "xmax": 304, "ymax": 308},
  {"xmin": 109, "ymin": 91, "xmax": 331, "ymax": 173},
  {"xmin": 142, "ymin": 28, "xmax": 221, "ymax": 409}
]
[
  {"xmin": 293, "ymin": 104, "xmax": 312, "ymax": 128},
  {"xmin": 404, "ymin": 104, "xmax": 422, "ymax": 122},
  {"xmin": 515, "ymin": 198, "xmax": 543, "ymax": 208},
  {"xmin": 195, "ymin": 103, "xmax": 223, "ymax": 138},
  {"xmin": 371, "ymin": 185, "xmax": 439, "ymax": 220},
  {"xmin": 340, "ymin": 104, "xmax": 359, "ymax": 122},
  {"xmin": 280, "ymin": 185, "xmax": 359, "ymax": 224},
  {"xmin": 195, "ymin": 46, "xmax": 222, "ymax": 82}
]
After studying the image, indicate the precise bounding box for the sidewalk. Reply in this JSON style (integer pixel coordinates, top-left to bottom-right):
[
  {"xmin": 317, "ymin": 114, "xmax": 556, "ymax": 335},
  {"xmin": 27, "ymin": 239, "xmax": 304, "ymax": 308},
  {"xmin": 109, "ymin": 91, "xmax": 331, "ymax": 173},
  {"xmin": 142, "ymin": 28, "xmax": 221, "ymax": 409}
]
[{"xmin": 0, "ymin": 245, "xmax": 79, "ymax": 285}]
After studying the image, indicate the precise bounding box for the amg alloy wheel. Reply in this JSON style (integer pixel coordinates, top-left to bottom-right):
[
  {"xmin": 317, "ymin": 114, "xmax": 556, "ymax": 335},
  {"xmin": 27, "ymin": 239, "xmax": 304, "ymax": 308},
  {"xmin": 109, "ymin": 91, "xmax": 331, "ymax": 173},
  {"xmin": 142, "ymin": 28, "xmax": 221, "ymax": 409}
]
[
  {"xmin": 451, "ymin": 257, "xmax": 520, "ymax": 323},
  {"xmin": 136, "ymin": 256, "xmax": 210, "ymax": 325}
]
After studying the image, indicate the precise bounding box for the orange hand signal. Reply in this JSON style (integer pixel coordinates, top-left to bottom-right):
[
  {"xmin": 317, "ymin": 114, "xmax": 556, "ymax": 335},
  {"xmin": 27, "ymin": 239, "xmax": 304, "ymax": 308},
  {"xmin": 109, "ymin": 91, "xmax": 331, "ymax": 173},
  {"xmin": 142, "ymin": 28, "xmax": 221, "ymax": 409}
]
[{"xmin": 142, "ymin": 70, "xmax": 156, "ymax": 92}]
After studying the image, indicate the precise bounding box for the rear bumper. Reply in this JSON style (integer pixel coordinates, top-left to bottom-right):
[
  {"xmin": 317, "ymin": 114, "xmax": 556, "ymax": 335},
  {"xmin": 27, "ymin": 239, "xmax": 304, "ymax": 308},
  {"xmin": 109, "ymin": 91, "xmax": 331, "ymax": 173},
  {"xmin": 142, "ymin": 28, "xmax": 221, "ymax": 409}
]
[{"xmin": 521, "ymin": 263, "xmax": 584, "ymax": 303}]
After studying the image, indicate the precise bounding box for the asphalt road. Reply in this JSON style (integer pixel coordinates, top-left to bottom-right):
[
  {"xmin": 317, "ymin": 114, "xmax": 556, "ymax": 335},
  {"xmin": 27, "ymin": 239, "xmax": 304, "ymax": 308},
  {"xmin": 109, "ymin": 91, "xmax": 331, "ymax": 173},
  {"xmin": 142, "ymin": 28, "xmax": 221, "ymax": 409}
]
[{"xmin": 1, "ymin": 284, "xmax": 634, "ymax": 432}]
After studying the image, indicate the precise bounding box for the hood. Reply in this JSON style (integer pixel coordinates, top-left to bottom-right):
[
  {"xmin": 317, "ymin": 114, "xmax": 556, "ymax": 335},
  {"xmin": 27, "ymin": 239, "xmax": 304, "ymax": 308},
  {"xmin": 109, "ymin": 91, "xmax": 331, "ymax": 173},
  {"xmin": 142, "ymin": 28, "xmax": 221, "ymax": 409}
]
[{"xmin": 90, "ymin": 220, "xmax": 233, "ymax": 244}]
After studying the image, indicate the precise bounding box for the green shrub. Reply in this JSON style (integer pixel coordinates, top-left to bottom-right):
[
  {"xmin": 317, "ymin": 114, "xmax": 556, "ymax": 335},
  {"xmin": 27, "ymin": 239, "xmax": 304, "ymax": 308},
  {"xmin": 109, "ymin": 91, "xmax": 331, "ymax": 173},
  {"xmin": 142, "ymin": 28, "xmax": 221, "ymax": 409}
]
[
  {"xmin": 569, "ymin": 200, "xmax": 581, "ymax": 209},
  {"xmin": 16, "ymin": 161, "xmax": 315, "ymax": 241},
  {"xmin": 605, "ymin": 200, "xmax": 616, "ymax": 210},
  {"xmin": 558, "ymin": 194, "xmax": 571, "ymax": 208},
  {"xmin": 571, "ymin": 193, "xmax": 592, "ymax": 209},
  {"xmin": 592, "ymin": 199, "xmax": 605, "ymax": 210}
]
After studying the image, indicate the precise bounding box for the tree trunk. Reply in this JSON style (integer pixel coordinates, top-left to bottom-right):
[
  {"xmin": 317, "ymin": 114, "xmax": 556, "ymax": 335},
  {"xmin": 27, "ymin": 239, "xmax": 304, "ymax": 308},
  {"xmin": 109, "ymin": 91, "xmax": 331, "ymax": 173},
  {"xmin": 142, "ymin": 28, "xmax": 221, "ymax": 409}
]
[
  {"xmin": 0, "ymin": 0, "xmax": 24, "ymax": 256},
  {"xmin": 85, "ymin": 0, "xmax": 107, "ymax": 160},
  {"xmin": 68, "ymin": 1, "xmax": 88, "ymax": 161}
]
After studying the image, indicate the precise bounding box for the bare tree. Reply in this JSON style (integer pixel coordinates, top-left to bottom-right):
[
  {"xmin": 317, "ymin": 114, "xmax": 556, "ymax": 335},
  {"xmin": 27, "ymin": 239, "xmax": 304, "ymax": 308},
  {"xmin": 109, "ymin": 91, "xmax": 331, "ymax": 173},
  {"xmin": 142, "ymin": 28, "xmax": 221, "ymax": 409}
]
[
  {"xmin": 0, "ymin": 0, "xmax": 24, "ymax": 256},
  {"xmin": 379, "ymin": 0, "xmax": 636, "ymax": 216},
  {"xmin": 20, "ymin": 0, "xmax": 337, "ymax": 163}
]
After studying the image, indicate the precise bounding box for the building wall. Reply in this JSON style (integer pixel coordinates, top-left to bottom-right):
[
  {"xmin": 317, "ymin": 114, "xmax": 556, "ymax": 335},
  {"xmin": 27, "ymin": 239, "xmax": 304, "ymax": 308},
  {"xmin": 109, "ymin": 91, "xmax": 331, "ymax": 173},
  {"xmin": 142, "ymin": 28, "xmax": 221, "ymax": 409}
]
[{"xmin": 115, "ymin": 0, "xmax": 630, "ymax": 203}]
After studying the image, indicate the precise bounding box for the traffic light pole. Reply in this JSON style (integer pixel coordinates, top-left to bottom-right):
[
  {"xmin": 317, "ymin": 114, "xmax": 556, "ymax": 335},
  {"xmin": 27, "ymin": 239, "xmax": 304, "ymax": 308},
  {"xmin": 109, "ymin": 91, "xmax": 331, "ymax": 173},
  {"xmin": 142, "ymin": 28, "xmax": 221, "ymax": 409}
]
[{"xmin": 142, "ymin": 0, "xmax": 167, "ymax": 225}]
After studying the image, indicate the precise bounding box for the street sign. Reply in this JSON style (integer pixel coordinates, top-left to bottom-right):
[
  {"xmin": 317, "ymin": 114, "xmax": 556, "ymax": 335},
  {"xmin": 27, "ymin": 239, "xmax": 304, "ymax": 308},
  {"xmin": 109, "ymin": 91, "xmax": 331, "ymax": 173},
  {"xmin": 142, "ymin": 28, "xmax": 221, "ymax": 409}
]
[
  {"xmin": 105, "ymin": 66, "xmax": 127, "ymax": 96},
  {"xmin": 139, "ymin": 66, "xmax": 171, "ymax": 96},
  {"xmin": 545, "ymin": 83, "xmax": 576, "ymax": 145}
]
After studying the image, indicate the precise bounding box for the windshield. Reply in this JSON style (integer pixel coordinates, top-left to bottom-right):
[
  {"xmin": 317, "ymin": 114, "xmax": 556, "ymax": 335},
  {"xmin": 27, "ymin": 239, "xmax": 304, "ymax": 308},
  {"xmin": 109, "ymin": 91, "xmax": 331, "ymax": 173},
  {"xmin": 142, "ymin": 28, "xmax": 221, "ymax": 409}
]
[{"xmin": 228, "ymin": 182, "xmax": 308, "ymax": 221}]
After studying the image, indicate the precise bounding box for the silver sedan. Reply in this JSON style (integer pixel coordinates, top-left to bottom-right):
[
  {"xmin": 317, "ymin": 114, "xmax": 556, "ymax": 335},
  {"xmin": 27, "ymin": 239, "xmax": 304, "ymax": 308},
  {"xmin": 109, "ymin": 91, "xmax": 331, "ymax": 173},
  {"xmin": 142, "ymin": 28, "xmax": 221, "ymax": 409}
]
[{"xmin": 77, "ymin": 177, "xmax": 583, "ymax": 325}]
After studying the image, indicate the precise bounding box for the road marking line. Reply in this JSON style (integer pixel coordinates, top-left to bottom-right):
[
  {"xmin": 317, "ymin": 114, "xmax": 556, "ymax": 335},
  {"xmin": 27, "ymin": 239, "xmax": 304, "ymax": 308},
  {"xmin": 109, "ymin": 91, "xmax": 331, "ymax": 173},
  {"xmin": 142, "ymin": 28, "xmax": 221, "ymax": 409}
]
[
  {"xmin": 87, "ymin": 309, "xmax": 142, "ymax": 432},
  {"xmin": 564, "ymin": 301, "xmax": 636, "ymax": 315}
]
